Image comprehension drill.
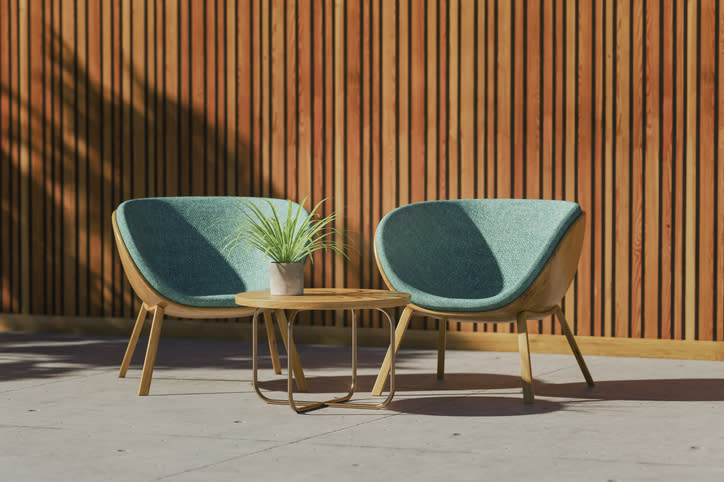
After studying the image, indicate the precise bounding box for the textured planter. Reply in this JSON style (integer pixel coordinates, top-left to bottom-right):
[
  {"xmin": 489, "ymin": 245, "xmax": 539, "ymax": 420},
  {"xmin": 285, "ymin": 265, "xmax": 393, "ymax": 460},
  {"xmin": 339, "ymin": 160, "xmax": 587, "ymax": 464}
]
[{"xmin": 269, "ymin": 262, "xmax": 305, "ymax": 295}]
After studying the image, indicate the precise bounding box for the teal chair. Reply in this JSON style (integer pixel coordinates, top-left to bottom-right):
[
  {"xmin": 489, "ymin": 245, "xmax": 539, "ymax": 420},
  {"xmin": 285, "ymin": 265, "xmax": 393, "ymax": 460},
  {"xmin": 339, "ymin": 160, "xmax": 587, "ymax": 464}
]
[
  {"xmin": 113, "ymin": 196, "xmax": 308, "ymax": 395},
  {"xmin": 370, "ymin": 199, "xmax": 594, "ymax": 403}
]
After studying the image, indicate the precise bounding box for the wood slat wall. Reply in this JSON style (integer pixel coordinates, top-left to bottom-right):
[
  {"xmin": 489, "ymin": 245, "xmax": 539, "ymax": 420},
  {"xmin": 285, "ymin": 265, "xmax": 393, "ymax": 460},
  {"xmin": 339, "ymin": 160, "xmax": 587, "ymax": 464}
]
[{"xmin": 1, "ymin": 0, "xmax": 722, "ymax": 341}]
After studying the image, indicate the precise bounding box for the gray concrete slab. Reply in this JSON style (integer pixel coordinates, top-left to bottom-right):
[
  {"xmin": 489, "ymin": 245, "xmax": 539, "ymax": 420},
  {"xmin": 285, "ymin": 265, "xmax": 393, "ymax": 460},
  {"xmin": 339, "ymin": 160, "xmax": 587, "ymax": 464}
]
[{"xmin": 2, "ymin": 331, "xmax": 724, "ymax": 481}]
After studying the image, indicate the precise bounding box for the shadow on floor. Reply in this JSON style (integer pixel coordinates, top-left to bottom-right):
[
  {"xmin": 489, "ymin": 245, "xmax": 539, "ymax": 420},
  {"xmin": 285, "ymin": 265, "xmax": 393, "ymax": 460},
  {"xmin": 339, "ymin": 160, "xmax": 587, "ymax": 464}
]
[
  {"xmin": 4, "ymin": 332, "xmax": 724, "ymax": 412},
  {"xmin": 388, "ymin": 395, "xmax": 566, "ymax": 417},
  {"xmin": 256, "ymin": 372, "xmax": 724, "ymax": 404},
  {"xmin": 0, "ymin": 332, "xmax": 402, "ymax": 382}
]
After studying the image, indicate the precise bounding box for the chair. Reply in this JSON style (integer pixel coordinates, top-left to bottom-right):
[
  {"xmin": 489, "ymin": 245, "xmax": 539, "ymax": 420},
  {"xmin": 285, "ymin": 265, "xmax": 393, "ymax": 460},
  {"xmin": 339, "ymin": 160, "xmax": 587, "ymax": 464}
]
[
  {"xmin": 370, "ymin": 199, "xmax": 594, "ymax": 403},
  {"xmin": 113, "ymin": 196, "xmax": 308, "ymax": 395}
]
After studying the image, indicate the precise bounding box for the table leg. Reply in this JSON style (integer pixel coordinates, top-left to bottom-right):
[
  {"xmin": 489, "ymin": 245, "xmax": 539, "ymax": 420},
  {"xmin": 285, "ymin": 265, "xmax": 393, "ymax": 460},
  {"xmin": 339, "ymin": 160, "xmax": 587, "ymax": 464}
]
[
  {"xmin": 287, "ymin": 310, "xmax": 355, "ymax": 413},
  {"xmin": 252, "ymin": 309, "xmax": 289, "ymax": 406},
  {"xmin": 274, "ymin": 309, "xmax": 308, "ymax": 392}
]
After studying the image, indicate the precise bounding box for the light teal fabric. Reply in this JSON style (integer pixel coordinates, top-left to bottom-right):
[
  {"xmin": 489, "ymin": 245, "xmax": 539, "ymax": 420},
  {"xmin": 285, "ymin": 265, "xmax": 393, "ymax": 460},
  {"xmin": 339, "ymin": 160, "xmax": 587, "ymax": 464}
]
[
  {"xmin": 115, "ymin": 197, "xmax": 309, "ymax": 308},
  {"xmin": 375, "ymin": 199, "xmax": 582, "ymax": 312}
]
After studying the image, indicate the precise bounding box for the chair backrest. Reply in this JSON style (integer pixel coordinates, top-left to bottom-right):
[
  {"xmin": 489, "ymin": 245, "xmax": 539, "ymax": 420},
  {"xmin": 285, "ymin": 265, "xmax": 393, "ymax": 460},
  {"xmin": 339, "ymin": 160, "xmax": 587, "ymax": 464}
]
[
  {"xmin": 374, "ymin": 199, "xmax": 583, "ymax": 313},
  {"xmin": 114, "ymin": 197, "xmax": 308, "ymax": 308}
]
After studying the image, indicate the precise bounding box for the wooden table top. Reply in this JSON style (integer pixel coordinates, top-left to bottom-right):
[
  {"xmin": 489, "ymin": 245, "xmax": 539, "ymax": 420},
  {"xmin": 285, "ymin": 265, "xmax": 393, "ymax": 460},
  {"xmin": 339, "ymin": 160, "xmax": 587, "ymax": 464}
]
[{"xmin": 235, "ymin": 288, "xmax": 410, "ymax": 310}]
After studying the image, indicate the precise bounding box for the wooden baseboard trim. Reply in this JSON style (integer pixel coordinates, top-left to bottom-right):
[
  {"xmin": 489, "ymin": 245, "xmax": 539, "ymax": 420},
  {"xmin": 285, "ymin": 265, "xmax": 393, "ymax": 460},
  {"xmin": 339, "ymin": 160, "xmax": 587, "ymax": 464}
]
[{"xmin": 1, "ymin": 314, "xmax": 722, "ymax": 361}]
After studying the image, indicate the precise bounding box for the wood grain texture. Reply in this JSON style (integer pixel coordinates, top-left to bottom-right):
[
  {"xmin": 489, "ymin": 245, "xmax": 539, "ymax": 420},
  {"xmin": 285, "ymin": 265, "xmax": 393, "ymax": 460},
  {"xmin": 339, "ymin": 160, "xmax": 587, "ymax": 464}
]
[
  {"xmin": 685, "ymin": 0, "xmax": 697, "ymax": 341},
  {"xmin": 718, "ymin": 0, "xmax": 724, "ymax": 342},
  {"xmin": 235, "ymin": 288, "xmax": 410, "ymax": 311},
  {"xmin": 603, "ymin": 0, "xmax": 615, "ymax": 338},
  {"xmin": 0, "ymin": 0, "xmax": 722, "ymax": 344},
  {"xmin": 699, "ymin": 0, "xmax": 716, "ymax": 341},
  {"xmin": 592, "ymin": 0, "xmax": 604, "ymax": 337}
]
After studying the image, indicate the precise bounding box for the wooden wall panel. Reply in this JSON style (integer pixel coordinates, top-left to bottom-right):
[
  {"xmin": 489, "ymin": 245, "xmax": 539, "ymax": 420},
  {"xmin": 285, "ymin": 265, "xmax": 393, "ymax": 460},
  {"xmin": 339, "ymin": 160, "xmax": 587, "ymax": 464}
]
[{"xmin": 1, "ymin": 0, "xmax": 723, "ymax": 344}]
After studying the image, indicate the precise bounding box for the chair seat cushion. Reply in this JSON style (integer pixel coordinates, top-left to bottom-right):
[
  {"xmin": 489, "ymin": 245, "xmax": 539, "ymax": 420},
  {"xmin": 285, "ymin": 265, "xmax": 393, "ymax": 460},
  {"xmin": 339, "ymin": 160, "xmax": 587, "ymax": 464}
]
[
  {"xmin": 375, "ymin": 199, "xmax": 582, "ymax": 313},
  {"xmin": 116, "ymin": 197, "xmax": 301, "ymax": 308}
]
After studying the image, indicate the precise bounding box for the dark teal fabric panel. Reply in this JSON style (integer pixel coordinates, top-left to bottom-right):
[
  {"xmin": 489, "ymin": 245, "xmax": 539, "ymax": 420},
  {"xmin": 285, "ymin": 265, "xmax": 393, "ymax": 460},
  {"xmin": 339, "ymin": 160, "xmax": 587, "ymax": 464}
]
[
  {"xmin": 375, "ymin": 199, "xmax": 582, "ymax": 312},
  {"xmin": 116, "ymin": 197, "xmax": 308, "ymax": 307}
]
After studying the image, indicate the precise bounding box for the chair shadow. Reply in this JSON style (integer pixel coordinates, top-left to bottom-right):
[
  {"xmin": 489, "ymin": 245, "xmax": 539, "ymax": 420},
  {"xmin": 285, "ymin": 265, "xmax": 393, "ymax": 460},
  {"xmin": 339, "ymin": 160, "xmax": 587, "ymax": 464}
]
[
  {"xmin": 388, "ymin": 396, "xmax": 566, "ymax": 417},
  {"xmin": 255, "ymin": 372, "xmax": 724, "ymax": 416}
]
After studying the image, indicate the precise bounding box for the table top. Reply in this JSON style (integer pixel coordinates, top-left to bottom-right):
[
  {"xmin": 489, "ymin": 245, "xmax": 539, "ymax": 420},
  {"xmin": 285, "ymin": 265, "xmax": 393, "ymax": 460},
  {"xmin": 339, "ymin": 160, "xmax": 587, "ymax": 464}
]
[{"xmin": 235, "ymin": 288, "xmax": 410, "ymax": 310}]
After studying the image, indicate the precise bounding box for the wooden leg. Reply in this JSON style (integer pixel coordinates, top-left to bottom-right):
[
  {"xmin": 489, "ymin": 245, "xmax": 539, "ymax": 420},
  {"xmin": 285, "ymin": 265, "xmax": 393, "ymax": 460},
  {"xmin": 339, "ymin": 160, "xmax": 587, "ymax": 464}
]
[
  {"xmin": 437, "ymin": 318, "xmax": 447, "ymax": 380},
  {"xmin": 555, "ymin": 306, "xmax": 595, "ymax": 386},
  {"xmin": 273, "ymin": 309, "xmax": 308, "ymax": 392},
  {"xmin": 138, "ymin": 305, "xmax": 164, "ymax": 396},
  {"xmin": 371, "ymin": 306, "xmax": 414, "ymax": 396},
  {"xmin": 263, "ymin": 310, "xmax": 282, "ymax": 375},
  {"xmin": 516, "ymin": 313, "xmax": 535, "ymax": 403},
  {"xmin": 118, "ymin": 304, "xmax": 148, "ymax": 378}
]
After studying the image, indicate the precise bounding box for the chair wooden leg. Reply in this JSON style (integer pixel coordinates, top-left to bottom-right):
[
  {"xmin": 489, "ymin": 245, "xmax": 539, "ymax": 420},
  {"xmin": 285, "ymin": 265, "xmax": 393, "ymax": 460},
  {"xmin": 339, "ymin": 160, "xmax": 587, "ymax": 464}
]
[
  {"xmin": 555, "ymin": 306, "xmax": 595, "ymax": 386},
  {"xmin": 273, "ymin": 309, "xmax": 308, "ymax": 392},
  {"xmin": 263, "ymin": 310, "xmax": 282, "ymax": 375},
  {"xmin": 118, "ymin": 304, "xmax": 148, "ymax": 378},
  {"xmin": 437, "ymin": 318, "xmax": 447, "ymax": 380},
  {"xmin": 516, "ymin": 313, "xmax": 535, "ymax": 403},
  {"xmin": 138, "ymin": 305, "xmax": 164, "ymax": 396},
  {"xmin": 371, "ymin": 306, "xmax": 415, "ymax": 396}
]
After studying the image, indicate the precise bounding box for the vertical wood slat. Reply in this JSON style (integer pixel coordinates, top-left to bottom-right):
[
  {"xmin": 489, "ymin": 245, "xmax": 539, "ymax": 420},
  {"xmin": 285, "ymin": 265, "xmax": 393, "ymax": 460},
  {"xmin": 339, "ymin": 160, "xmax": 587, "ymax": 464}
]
[
  {"xmin": 28, "ymin": 0, "xmax": 44, "ymax": 315},
  {"xmin": 643, "ymin": 0, "xmax": 660, "ymax": 339},
  {"xmin": 332, "ymin": 0, "xmax": 344, "ymax": 327},
  {"xmin": 718, "ymin": 0, "xmax": 724, "ymax": 342},
  {"xmin": 310, "ymin": 0, "xmax": 323, "ymax": 316},
  {"xmin": 322, "ymin": 0, "xmax": 335, "ymax": 324},
  {"xmin": 0, "ymin": 0, "xmax": 8, "ymax": 312},
  {"xmin": 577, "ymin": 0, "xmax": 593, "ymax": 337},
  {"xmin": 631, "ymin": 0, "xmax": 644, "ymax": 339},
  {"xmin": 593, "ymin": 0, "xmax": 605, "ymax": 337},
  {"xmin": 0, "ymin": 0, "xmax": 722, "ymax": 343},
  {"xmin": 18, "ymin": 0, "xmax": 29, "ymax": 315},
  {"xmin": 660, "ymin": 0, "xmax": 674, "ymax": 340},
  {"xmin": 673, "ymin": 0, "xmax": 686, "ymax": 340},
  {"xmin": 346, "ymin": 0, "xmax": 361, "ymax": 292},
  {"xmin": 484, "ymin": 0, "xmax": 494, "ymax": 204},
  {"xmin": 699, "ymin": 0, "xmax": 716, "ymax": 341},
  {"xmin": 87, "ymin": 0, "xmax": 102, "ymax": 316},
  {"xmin": 166, "ymin": 0, "xmax": 179, "ymax": 197},
  {"xmin": 236, "ymin": 0, "xmax": 251, "ymax": 196},
  {"xmin": 101, "ymin": 0, "xmax": 113, "ymax": 317},
  {"xmin": 75, "ymin": 0, "xmax": 87, "ymax": 316},
  {"xmin": 685, "ymin": 0, "xmax": 697, "ymax": 341},
  {"xmin": 615, "ymin": 0, "xmax": 630, "ymax": 338},
  {"xmin": 601, "ymin": 3, "xmax": 618, "ymax": 336},
  {"xmin": 562, "ymin": 0, "xmax": 576, "ymax": 334},
  {"xmin": 61, "ymin": 0, "xmax": 77, "ymax": 316},
  {"xmin": 398, "ymin": 0, "xmax": 410, "ymax": 208},
  {"xmin": 205, "ymin": 0, "xmax": 217, "ymax": 196}
]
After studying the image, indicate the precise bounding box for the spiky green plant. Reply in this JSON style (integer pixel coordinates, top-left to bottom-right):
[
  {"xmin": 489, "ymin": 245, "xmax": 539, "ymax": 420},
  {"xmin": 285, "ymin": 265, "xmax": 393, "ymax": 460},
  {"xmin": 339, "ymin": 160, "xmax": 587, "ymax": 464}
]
[{"xmin": 224, "ymin": 198, "xmax": 347, "ymax": 264}]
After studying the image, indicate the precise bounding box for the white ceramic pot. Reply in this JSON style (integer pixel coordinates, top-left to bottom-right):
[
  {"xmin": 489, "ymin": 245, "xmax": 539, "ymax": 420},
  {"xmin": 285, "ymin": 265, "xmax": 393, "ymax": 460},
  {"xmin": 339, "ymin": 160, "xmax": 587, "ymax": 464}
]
[{"xmin": 269, "ymin": 262, "xmax": 305, "ymax": 295}]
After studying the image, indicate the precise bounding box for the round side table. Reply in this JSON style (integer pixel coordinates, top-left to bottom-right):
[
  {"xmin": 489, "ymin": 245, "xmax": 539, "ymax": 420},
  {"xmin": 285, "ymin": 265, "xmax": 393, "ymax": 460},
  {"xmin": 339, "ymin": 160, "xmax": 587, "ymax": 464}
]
[{"xmin": 236, "ymin": 288, "xmax": 410, "ymax": 413}]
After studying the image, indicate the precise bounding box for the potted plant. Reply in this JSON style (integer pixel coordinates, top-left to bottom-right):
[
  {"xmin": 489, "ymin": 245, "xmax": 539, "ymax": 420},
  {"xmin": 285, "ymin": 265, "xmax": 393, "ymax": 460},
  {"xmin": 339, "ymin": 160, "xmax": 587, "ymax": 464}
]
[{"xmin": 225, "ymin": 198, "xmax": 347, "ymax": 295}]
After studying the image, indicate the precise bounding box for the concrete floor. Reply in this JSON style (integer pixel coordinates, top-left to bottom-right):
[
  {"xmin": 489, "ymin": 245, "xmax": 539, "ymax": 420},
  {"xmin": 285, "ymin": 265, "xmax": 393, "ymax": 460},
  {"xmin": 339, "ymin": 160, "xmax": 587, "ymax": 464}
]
[{"xmin": 2, "ymin": 331, "xmax": 724, "ymax": 481}]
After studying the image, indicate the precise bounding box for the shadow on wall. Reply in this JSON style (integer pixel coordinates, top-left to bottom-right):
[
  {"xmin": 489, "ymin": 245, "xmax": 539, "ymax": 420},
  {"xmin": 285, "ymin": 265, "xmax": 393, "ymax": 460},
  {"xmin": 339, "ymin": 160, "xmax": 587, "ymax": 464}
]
[{"xmin": 0, "ymin": 29, "xmax": 252, "ymax": 318}]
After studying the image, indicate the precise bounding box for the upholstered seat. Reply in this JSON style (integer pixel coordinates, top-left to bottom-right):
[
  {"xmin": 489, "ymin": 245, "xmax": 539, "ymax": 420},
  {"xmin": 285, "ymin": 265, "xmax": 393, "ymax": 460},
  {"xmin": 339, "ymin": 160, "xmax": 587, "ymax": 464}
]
[
  {"xmin": 113, "ymin": 196, "xmax": 309, "ymax": 395},
  {"xmin": 115, "ymin": 197, "xmax": 279, "ymax": 307},
  {"xmin": 375, "ymin": 199, "xmax": 582, "ymax": 313},
  {"xmin": 371, "ymin": 199, "xmax": 594, "ymax": 403}
]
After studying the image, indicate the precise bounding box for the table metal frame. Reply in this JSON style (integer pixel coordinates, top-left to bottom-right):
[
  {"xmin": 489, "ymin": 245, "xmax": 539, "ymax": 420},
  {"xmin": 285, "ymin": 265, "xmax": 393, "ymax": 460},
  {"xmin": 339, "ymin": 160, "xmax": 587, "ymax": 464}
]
[{"xmin": 251, "ymin": 307, "xmax": 396, "ymax": 413}]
